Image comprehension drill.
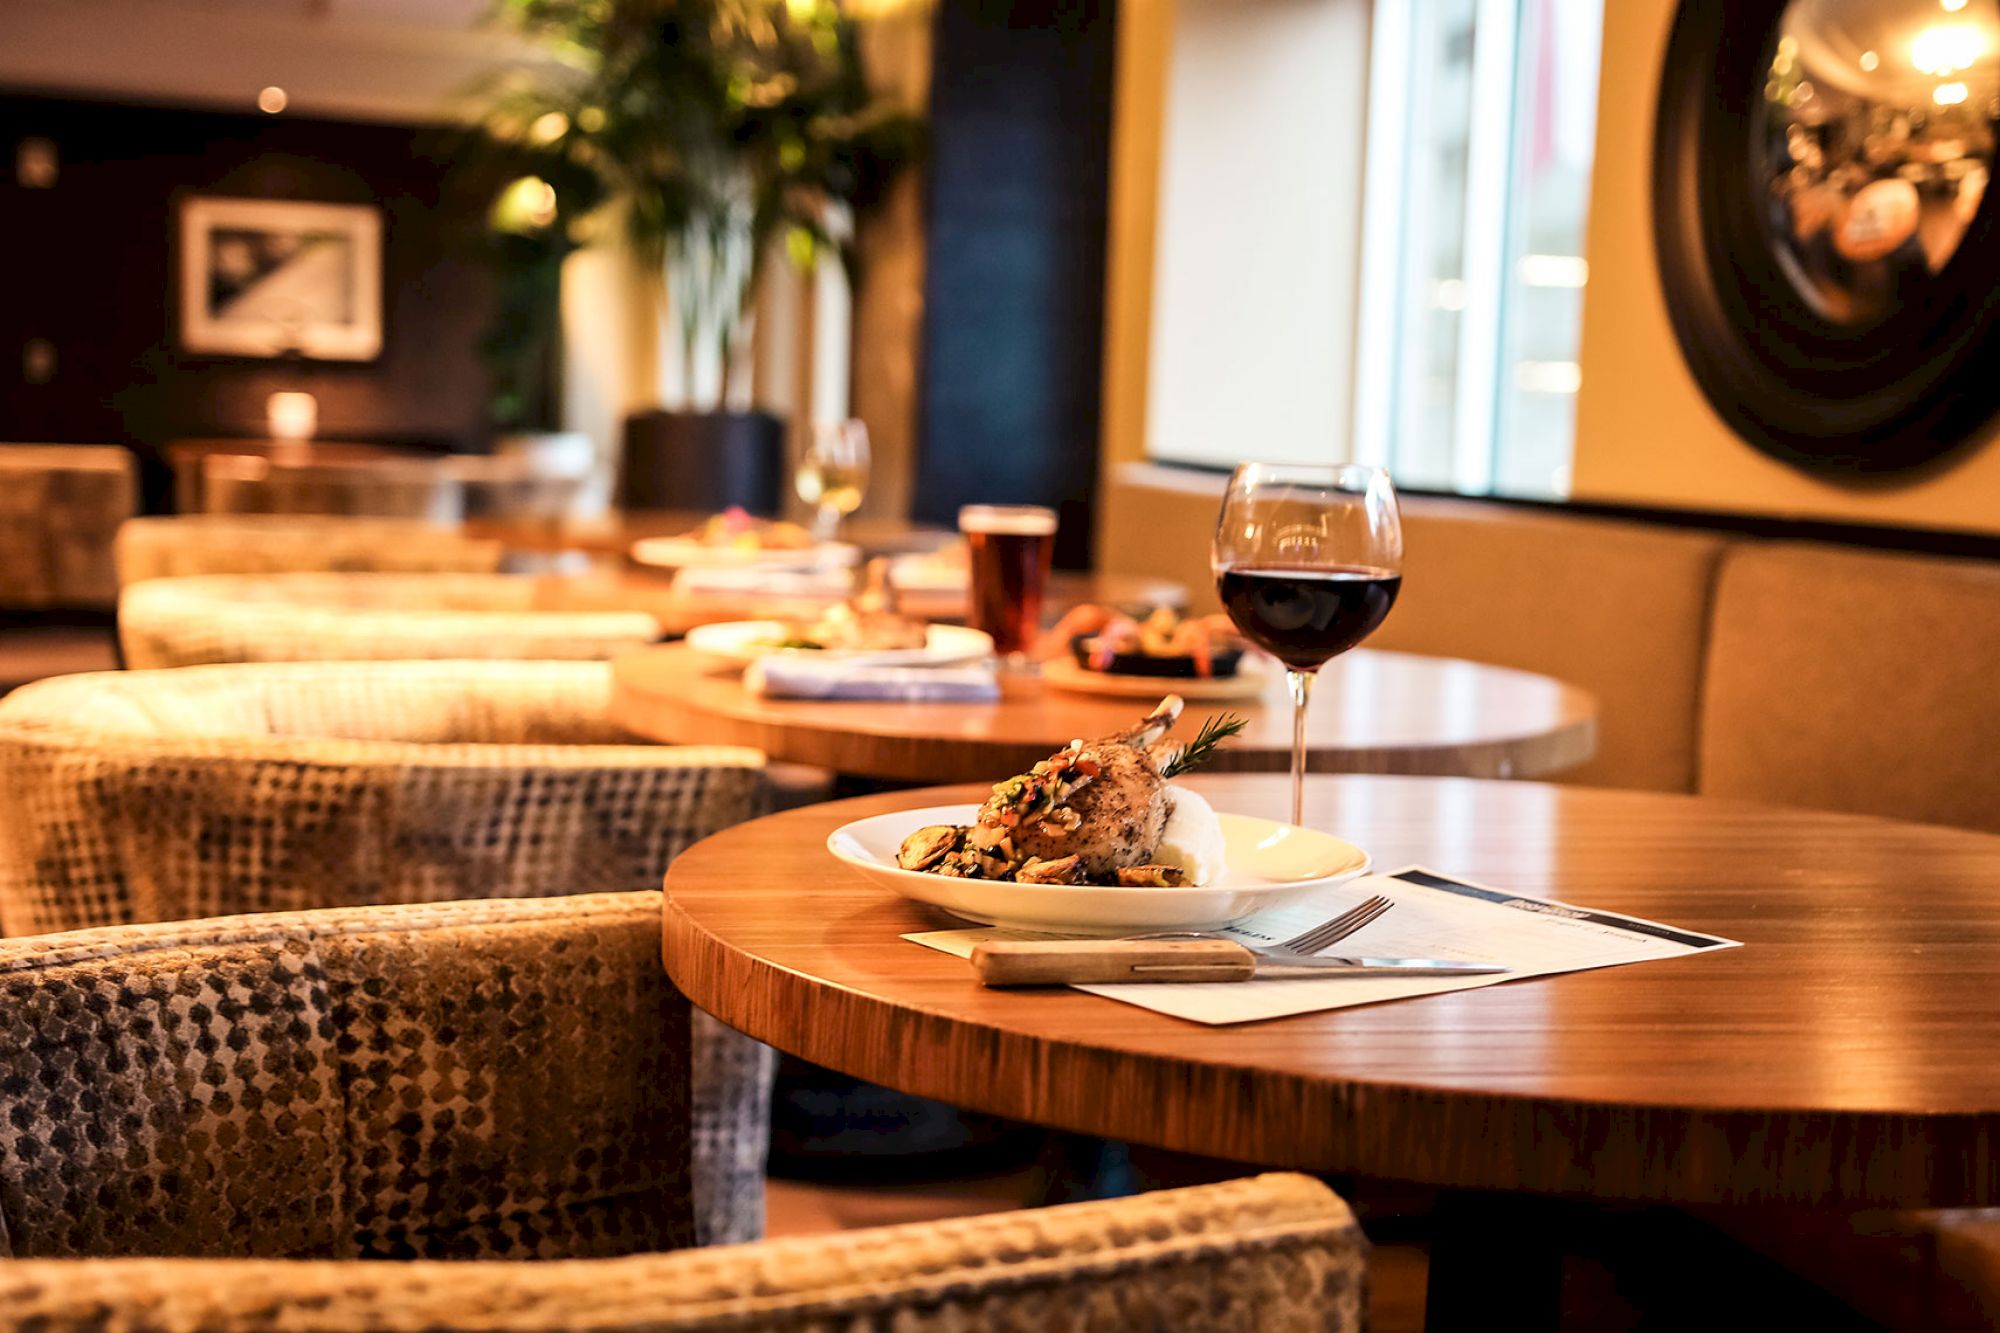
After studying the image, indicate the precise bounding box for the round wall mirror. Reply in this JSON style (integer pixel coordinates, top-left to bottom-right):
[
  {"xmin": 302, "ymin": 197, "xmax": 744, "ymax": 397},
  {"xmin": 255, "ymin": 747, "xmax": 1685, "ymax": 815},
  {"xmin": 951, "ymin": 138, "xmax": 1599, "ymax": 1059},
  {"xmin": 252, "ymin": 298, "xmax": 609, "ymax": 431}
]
[{"xmin": 1656, "ymin": 0, "xmax": 2000, "ymax": 471}]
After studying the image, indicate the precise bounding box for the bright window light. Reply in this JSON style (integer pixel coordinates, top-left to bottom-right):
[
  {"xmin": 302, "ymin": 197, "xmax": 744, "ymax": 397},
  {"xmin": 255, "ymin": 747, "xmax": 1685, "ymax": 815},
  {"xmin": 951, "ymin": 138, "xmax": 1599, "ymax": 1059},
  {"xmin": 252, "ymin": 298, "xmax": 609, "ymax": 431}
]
[{"xmin": 1352, "ymin": 0, "xmax": 1605, "ymax": 500}]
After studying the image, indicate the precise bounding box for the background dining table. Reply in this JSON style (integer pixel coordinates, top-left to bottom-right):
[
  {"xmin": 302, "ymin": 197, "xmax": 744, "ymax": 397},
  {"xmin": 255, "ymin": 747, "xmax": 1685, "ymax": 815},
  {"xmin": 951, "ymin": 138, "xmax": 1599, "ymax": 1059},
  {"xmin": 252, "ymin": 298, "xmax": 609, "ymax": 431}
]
[
  {"xmin": 469, "ymin": 509, "xmax": 959, "ymax": 560},
  {"xmin": 663, "ymin": 771, "xmax": 2000, "ymax": 1329},
  {"xmin": 541, "ymin": 568, "xmax": 1191, "ymax": 639},
  {"xmin": 610, "ymin": 643, "xmax": 1600, "ymax": 782}
]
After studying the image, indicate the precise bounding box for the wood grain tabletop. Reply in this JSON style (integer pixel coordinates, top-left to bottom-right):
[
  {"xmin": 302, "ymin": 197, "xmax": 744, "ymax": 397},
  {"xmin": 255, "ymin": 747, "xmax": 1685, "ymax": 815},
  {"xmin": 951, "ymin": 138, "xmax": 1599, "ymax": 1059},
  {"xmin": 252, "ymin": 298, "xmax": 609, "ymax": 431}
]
[{"xmin": 663, "ymin": 773, "xmax": 2000, "ymax": 1207}]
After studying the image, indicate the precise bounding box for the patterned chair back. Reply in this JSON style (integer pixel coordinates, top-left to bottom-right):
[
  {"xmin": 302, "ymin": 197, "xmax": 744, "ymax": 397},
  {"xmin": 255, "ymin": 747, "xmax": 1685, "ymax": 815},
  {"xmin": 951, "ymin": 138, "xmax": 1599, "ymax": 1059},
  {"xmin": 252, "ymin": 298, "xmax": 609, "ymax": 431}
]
[
  {"xmin": 117, "ymin": 573, "xmax": 660, "ymax": 669},
  {"xmin": 0, "ymin": 662, "xmax": 763, "ymax": 933},
  {"xmin": 0, "ymin": 894, "xmax": 691, "ymax": 1260},
  {"xmin": 0, "ymin": 662, "xmax": 772, "ymax": 1248},
  {"xmin": 114, "ymin": 516, "xmax": 505, "ymax": 585},
  {"xmin": 0, "ymin": 1173, "xmax": 1366, "ymax": 1332}
]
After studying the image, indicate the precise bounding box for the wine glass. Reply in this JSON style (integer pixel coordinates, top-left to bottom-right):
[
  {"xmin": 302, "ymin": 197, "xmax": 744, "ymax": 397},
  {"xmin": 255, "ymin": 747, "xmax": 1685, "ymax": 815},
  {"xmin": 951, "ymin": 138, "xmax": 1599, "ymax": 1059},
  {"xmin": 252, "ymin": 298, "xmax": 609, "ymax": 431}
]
[
  {"xmin": 1211, "ymin": 463, "xmax": 1403, "ymax": 827},
  {"xmin": 796, "ymin": 419, "xmax": 871, "ymax": 542}
]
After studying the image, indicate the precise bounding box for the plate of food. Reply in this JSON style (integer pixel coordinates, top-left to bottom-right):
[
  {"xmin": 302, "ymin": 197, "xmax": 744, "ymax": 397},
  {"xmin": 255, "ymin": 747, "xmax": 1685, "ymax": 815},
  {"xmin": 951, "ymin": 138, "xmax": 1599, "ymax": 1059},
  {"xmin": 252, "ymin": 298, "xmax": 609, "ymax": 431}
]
[
  {"xmin": 1036, "ymin": 606, "xmax": 1266, "ymax": 699},
  {"xmin": 686, "ymin": 558, "xmax": 995, "ymax": 666},
  {"xmin": 825, "ymin": 698, "xmax": 1370, "ymax": 933},
  {"xmin": 687, "ymin": 616, "xmax": 994, "ymax": 668},
  {"xmin": 631, "ymin": 508, "xmax": 858, "ymax": 571}
]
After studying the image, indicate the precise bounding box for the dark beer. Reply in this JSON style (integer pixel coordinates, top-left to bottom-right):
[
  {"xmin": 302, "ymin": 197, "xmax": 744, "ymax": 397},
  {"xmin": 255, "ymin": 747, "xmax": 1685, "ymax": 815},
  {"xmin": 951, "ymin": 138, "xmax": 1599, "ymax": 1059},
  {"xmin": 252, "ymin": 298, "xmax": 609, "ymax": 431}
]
[{"xmin": 959, "ymin": 505, "xmax": 1057, "ymax": 656}]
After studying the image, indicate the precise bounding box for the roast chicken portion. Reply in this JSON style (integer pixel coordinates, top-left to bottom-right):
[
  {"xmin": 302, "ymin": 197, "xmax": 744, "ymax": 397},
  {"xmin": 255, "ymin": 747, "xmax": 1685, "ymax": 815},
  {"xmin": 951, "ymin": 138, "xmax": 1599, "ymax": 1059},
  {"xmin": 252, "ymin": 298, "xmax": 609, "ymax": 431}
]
[{"xmin": 896, "ymin": 696, "xmax": 1192, "ymax": 886}]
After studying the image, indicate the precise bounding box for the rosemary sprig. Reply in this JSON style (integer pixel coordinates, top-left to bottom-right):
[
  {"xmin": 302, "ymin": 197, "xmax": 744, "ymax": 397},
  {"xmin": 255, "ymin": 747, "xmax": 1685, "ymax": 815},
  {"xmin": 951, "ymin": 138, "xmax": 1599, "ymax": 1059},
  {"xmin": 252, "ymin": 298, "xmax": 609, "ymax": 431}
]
[{"xmin": 1160, "ymin": 713, "xmax": 1249, "ymax": 780}]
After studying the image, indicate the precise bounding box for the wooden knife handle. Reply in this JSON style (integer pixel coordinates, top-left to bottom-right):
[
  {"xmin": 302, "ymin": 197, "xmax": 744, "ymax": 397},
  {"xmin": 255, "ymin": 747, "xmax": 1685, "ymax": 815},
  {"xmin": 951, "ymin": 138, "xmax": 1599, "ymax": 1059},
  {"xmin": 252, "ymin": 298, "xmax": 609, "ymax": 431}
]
[{"xmin": 970, "ymin": 939, "xmax": 1256, "ymax": 986}]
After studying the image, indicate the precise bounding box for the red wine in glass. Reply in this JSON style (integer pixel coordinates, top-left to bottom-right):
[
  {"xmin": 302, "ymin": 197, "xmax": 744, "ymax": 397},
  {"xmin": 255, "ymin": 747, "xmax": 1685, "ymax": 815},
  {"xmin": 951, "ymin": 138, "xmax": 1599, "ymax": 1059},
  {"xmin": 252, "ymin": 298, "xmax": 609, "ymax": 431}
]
[
  {"xmin": 1210, "ymin": 463, "xmax": 1404, "ymax": 827},
  {"xmin": 1215, "ymin": 565, "xmax": 1402, "ymax": 671}
]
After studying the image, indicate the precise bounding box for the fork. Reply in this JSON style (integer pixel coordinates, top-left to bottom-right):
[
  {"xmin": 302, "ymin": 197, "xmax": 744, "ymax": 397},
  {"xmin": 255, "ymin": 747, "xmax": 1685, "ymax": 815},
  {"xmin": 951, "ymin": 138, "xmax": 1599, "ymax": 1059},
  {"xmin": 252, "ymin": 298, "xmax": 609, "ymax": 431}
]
[{"xmin": 1124, "ymin": 894, "xmax": 1393, "ymax": 957}]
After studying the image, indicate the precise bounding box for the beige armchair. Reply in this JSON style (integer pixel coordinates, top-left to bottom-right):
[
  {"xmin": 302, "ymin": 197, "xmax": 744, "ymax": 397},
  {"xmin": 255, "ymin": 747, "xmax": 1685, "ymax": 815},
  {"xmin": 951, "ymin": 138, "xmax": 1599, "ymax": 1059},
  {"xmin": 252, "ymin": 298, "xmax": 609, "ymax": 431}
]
[
  {"xmin": 0, "ymin": 896, "xmax": 1366, "ymax": 1331},
  {"xmin": 0, "ymin": 444, "xmax": 137, "ymax": 609},
  {"xmin": 0, "ymin": 1176, "xmax": 1363, "ymax": 1330},
  {"xmin": 114, "ymin": 515, "xmax": 506, "ymax": 585},
  {"xmin": 118, "ymin": 573, "xmax": 659, "ymax": 668},
  {"xmin": 0, "ymin": 661, "xmax": 770, "ymax": 1246},
  {"xmin": 0, "ymin": 894, "xmax": 690, "ymax": 1260}
]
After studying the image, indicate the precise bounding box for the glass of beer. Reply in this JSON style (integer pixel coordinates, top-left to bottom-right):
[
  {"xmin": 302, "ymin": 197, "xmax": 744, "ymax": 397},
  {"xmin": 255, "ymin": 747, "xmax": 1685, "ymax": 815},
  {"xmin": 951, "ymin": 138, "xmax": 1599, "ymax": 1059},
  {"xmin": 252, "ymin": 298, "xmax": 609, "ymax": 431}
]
[{"xmin": 958, "ymin": 504, "xmax": 1058, "ymax": 658}]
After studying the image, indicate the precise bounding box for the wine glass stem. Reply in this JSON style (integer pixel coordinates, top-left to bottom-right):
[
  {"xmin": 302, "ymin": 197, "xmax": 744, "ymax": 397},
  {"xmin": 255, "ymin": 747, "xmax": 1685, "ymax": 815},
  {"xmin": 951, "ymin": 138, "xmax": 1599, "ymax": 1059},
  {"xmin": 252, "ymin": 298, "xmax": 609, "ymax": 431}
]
[
  {"xmin": 1285, "ymin": 669, "xmax": 1313, "ymax": 827},
  {"xmin": 814, "ymin": 503, "xmax": 839, "ymax": 542}
]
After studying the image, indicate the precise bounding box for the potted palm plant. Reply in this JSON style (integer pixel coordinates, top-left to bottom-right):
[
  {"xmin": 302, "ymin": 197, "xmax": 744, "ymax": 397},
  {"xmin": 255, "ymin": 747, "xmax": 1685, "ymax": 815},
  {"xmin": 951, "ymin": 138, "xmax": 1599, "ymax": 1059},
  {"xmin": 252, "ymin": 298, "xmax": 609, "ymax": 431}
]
[{"xmin": 480, "ymin": 0, "xmax": 922, "ymax": 512}]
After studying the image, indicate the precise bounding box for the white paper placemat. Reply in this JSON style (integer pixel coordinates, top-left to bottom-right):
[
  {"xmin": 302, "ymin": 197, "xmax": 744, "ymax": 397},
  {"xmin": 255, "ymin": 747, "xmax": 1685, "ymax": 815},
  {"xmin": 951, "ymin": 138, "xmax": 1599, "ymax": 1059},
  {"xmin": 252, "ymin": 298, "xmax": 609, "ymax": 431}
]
[{"xmin": 904, "ymin": 865, "xmax": 1741, "ymax": 1026}]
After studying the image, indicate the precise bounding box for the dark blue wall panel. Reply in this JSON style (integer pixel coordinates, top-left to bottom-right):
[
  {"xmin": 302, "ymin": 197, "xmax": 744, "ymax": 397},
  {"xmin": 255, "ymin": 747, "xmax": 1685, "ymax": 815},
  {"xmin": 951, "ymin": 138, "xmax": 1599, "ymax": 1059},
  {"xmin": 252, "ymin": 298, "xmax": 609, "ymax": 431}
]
[{"xmin": 912, "ymin": 0, "xmax": 1115, "ymax": 568}]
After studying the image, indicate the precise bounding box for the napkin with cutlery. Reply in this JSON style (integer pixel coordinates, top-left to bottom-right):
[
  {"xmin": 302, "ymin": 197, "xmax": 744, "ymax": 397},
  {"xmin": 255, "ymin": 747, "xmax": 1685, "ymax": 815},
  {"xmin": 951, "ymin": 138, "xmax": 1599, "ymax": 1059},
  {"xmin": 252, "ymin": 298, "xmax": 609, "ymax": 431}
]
[
  {"xmin": 904, "ymin": 866, "xmax": 1740, "ymax": 1025},
  {"xmin": 746, "ymin": 656, "xmax": 1001, "ymax": 701}
]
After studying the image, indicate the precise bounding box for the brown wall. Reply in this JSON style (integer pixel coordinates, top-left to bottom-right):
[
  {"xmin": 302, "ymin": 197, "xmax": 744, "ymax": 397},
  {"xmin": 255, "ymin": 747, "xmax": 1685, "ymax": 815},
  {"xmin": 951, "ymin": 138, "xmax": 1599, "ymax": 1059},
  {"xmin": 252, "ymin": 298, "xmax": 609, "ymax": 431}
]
[
  {"xmin": 1569, "ymin": 0, "xmax": 2000, "ymax": 535},
  {"xmin": 1, "ymin": 94, "xmax": 499, "ymax": 507}
]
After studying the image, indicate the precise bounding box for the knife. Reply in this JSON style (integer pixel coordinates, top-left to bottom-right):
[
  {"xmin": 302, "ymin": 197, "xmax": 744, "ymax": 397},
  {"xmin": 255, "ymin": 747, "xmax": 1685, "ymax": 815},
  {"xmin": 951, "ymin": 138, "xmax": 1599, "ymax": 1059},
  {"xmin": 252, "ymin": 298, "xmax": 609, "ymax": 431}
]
[{"xmin": 969, "ymin": 939, "xmax": 1508, "ymax": 987}]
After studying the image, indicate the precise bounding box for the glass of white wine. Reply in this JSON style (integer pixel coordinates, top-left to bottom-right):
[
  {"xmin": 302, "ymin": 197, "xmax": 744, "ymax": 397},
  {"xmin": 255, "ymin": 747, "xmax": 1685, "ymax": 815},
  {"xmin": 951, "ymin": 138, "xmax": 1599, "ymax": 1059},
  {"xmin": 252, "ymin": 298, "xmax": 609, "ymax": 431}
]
[{"xmin": 796, "ymin": 419, "xmax": 871, "ymax": 542}]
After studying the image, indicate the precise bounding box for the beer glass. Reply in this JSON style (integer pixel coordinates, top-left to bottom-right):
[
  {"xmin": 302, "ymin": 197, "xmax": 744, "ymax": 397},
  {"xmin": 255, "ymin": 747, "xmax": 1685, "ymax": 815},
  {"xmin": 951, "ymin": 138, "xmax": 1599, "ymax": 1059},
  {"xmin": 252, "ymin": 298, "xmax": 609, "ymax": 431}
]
[{"xmin": 958, "ymin": 504, "xmax": 1057, "ymax": 658}]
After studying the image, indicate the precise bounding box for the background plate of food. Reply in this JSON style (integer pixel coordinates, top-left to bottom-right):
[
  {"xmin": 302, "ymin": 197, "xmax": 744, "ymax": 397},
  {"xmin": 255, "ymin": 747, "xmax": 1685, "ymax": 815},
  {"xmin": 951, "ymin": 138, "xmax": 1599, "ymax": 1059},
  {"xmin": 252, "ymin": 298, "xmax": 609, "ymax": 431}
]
[
  {"xmin": 687, "ymin": 618, "xmax": 995, "ymax": 668},
  {"xmin": 824, "ymin": 698, "xmax": 1370, "ymax": 933},
  {"xmin": 1037, "ymin": 606, "xmax": 1267, "ymax": 699},
  {"xmin": 631, "ymin": 509, "xmax": 859, "ymax": 572}
]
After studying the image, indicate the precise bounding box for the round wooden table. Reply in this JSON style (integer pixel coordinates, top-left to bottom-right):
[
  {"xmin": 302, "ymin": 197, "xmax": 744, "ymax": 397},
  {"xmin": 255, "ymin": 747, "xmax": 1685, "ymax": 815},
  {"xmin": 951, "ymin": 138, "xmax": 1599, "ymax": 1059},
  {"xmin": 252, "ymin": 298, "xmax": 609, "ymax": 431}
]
[
  {"xmin": 664, "ymin": 772, "xmax": 2000, "ymax": 1211},
  {"xmin": 469, "ymin": 509, "xmax": 958, "ymax": 560},
  {"xmin": 543, "ymin": 569, "xmax": 1188, "ymax": 638},
  {"xmin": 612, "ymin": 644, "xmax": 1599, "ymax": 782}
]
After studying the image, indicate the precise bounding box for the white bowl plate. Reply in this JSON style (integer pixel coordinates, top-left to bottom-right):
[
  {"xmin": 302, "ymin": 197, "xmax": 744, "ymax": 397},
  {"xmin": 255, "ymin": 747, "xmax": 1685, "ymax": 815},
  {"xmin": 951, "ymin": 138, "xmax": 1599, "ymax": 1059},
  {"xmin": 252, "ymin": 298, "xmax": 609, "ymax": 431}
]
[
  {"xmin": 686, "ymin": 620, "xmax": 995, "ymax": 668},
  {"xmin": 630, "ymin": 536, "xmax": 860, "ymax": 572},
  {"xmin": 827, "ymin": 802, "xmax": 1372, "ymax": 934}
]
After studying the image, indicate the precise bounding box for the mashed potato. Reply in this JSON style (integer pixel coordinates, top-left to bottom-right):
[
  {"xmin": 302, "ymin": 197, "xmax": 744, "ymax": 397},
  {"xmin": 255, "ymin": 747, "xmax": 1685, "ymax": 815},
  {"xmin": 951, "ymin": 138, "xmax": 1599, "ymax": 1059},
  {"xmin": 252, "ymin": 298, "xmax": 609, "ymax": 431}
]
[{"xmin": 1154, "ymin": 785, "xmax": 1226, "ymax": 886}]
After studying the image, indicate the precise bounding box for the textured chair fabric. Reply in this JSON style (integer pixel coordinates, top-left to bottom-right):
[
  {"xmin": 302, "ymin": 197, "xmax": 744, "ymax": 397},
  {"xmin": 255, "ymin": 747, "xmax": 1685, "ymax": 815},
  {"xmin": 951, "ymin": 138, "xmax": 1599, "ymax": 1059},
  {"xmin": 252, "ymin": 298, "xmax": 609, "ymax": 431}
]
[
  {"xmin": 115, "ymin": 515, "xmax": 505, "ymax": 585},
  {"xmin": 0, "ymin": 1172, "xmax": 1364, "ymax": 1332},
  {"xmin": 201, "ymin": 456, "xmax": 464, "ymax": 523},
  {"xmin": 0, "ymin": 894, "xmax": 692, "ymax": 1261},
  {"xmin": 0, "ymin": 661, "xmax": 774, "ymax": 1246},
  {"xmin": 0, "ymin": 445, "xmax": 137, "ymax": 609},
  {"xmin": 118, "ymin": 573, "xmax": 660, "ymax": 668},
  {"xmin": 1699, "ymin": 541, "xmax": 2000, "ymax": 833}
]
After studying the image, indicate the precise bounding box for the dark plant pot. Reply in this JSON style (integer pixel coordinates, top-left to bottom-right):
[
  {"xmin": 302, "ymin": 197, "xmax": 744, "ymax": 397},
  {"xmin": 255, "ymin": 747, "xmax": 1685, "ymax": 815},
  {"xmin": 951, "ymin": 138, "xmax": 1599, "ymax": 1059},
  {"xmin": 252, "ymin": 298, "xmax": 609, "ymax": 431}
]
[{"xmin": 618, "ymin": 409, "xmax": 784, "ymax": 514}]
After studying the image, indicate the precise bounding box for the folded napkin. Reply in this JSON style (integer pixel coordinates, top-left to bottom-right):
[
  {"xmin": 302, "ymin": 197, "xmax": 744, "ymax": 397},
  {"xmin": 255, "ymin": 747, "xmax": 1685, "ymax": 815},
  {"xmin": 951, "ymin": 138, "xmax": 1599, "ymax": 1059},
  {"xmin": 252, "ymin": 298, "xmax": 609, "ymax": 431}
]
[
  {"xmin": 672, "ymin": 565, "xmax": 855, "ymax": 598},
  {"xmin": 746, "ymin": 656, "xmax": 1000, "ymax": 701}
]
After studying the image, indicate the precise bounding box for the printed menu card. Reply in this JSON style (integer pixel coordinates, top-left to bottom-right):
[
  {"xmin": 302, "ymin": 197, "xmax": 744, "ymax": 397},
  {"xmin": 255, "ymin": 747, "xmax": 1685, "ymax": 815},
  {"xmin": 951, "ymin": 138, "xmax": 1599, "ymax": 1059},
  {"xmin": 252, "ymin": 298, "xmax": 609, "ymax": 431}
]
[{"xmin": 906, "ymin": 866, "xmax": 1740, "ymax": 1026}]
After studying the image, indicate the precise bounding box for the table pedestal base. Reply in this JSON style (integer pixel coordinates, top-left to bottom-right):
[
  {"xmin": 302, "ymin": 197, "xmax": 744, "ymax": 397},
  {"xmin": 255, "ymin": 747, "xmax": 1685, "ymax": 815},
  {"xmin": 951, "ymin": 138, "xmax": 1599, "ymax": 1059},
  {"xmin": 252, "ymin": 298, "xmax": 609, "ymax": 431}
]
[{"xmin": 1424, "ymin": 1191, "xmax": 1886, "ymax": 1331}]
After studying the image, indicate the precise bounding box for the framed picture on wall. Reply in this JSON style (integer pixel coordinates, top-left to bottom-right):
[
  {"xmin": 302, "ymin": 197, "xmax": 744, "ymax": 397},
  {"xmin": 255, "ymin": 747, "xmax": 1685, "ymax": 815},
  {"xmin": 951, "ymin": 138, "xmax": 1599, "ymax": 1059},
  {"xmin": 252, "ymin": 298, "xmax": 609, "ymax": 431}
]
[{"xmin": 177, "ymin": 197, "xmax": 383, "ymax": 361}]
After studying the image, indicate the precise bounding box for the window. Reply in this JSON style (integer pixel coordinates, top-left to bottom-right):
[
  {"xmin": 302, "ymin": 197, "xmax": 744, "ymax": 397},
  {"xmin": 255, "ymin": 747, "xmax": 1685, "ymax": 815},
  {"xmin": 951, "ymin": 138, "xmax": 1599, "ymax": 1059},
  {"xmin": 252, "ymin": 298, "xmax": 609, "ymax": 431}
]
[{"xmin": 1352, "ymin": 0, "xmax": 1605, "ymax": 498}]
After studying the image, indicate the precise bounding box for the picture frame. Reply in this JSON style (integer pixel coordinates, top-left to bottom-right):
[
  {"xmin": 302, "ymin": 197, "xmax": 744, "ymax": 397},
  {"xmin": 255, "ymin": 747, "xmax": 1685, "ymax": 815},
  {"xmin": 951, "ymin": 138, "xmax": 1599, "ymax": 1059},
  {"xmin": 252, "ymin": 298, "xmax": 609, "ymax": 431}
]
[
  {"xmin": 177, "ymin": 197, "xmax": 383, "ymax": 361},
  {"xmin": 1652, "ymin": 0, "xmax": 2000, "ymax": 473}
]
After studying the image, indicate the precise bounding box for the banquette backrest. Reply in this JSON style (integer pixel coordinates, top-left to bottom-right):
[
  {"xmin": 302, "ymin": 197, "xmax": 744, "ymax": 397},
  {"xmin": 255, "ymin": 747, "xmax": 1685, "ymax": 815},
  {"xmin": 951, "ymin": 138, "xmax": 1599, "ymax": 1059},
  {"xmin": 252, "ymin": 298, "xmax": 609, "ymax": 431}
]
[
  {"xmin": 1103, "ymin": 473, "xmax": 2000, "ymax": 830},
  {"xmin": 1698, "ymin": 541, "xmax": 2000, "ymax": 835},
  {"xmin": 1370, "ymin": 497, "xmax": 1728, "ymax": 793}
]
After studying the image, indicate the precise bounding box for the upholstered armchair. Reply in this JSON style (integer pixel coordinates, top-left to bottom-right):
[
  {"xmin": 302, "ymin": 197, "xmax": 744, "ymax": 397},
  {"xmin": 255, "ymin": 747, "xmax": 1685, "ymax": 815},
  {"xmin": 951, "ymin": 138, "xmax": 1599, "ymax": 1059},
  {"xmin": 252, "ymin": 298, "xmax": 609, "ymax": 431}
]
[
  {"xmin": 114, "ymin": 515, "xmax": 506, "ymax": 585},
  {"xmin": 0, "ymin": 662, "xmax": 770, "ymax": 1246},
  {"xmin": 0, "ymin": 1177, "xmax": 1364, "ymax": 1330},
  {"xmin": 117, "ymin": 572, "xmax": 659, "ymax": 668},
  {"xmin": 0, "ymin": 895, "xmax": 1367, "ymax": 1331},
  {"xmin": 0, "ymin": 444, "xmax": 136, "ymax": 609}
]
